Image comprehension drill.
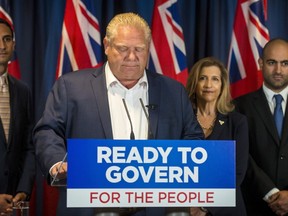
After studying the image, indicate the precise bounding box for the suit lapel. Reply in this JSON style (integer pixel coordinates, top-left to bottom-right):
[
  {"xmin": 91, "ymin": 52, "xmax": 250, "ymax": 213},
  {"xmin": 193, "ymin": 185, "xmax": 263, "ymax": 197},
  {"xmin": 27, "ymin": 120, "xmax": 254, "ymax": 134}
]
[
  {"xmin": 209, "ymin": 113, "xmax": 227, "ymax": 140},
  {"xmin": 281, "ymin": 98, "xmax": 288, "ymax": 145},
  {"xmin": 91, "ymin": 67, "xmax": 113, "ymax": 139},
  {"xmin": 146, "ymin": 72, "xmax": 160, "ymax": 139},
  {"xmin": 253, "ymin": 89, "xmax": 279, "ymax": 144},
  {"xmin": 0, "ymin": 119, "xmax": 6, "ymax": 148}
]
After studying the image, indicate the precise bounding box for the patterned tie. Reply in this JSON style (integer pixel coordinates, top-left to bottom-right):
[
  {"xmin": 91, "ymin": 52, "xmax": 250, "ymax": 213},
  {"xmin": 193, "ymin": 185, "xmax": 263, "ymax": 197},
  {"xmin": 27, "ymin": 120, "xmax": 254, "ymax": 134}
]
[
  {"xmin": 274, "ymin": 94, "xmax": 283, "ymax": 137},
  {"xmin": 0, "ymin": 76, "xmax": 10, "ymax": 142}
]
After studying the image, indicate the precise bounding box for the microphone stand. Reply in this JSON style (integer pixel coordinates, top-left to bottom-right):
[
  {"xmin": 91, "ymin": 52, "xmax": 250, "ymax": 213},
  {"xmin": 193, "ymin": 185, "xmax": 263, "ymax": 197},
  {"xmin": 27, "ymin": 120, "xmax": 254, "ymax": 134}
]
[
  {"xmin": 139, "ymin": 98, "xmax": 154, "ymax": 139},
  {"xmin": 122, "ymin": 99, "xmax": 135, "ymax": 140}
]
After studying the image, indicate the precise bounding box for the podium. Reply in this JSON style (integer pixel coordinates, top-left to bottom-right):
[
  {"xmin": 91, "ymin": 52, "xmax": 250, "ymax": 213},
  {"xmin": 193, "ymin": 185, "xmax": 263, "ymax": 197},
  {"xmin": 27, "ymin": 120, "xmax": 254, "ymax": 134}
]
[{"xmin": 52, "ymin": 139, "xmax": 236, "ymax": 215}]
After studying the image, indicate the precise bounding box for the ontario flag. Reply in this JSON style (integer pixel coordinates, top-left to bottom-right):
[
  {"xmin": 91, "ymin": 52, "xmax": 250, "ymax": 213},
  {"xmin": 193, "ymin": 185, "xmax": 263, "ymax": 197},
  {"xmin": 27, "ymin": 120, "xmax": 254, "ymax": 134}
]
[
  {"xmin": 0, "ymin": 0, "xmax": 21, "ymax": 79},
  {"xmin": 228, "ymin": 0, "xmax": 269, "ymax": 98},
  {"xmin": 149, "ymin": 0, "xmax": 188, "ymax": 86},
  {"xmin": 56, "ymin": 0, "xmax": 103, "ymax": 79},
  {"xmin": 42, "ymin": 1, "xmax": 103, "ymax": 215}
]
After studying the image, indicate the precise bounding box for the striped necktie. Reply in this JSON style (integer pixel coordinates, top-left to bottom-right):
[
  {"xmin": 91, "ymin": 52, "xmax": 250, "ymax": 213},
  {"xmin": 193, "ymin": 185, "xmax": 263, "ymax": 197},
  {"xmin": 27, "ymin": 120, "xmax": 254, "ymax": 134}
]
[{"xmin": 0, "ymin": 76, "xmax": 10, "ymax": 142}]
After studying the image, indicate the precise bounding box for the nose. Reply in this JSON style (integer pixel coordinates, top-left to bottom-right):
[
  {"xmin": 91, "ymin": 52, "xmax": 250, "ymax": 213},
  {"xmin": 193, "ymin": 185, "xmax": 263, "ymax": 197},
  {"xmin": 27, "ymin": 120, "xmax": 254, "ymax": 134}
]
[
  {"xmin": 127, "ymin": 49, "xmax": 137, "ymax": 60},
  {"xmin": 204, "ymin": 79, "xmax": 212, "ymax": 87},
  {"xmin": 276, "ymin": 62, "xmax": 282, "ymax": 72},
  {"xmin": 0, "ymin": 39, "xmax": 5, "ymax": 49},
  {"xmin": 275, "ymin": 62, "xmax": 282, "ymax": 73}
]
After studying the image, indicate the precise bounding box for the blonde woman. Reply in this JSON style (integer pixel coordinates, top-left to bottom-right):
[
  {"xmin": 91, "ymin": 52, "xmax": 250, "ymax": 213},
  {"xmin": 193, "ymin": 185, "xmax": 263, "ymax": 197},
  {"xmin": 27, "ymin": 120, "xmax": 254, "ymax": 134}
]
[{"xmin": 186, "ymin": 57, "xmax": 249, "ymax": 216}]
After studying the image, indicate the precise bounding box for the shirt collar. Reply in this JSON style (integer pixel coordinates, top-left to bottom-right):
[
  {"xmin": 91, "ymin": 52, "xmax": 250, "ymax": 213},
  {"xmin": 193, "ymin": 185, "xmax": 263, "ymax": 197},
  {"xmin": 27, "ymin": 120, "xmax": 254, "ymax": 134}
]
[
  {"xmin": 105, "ymin": 63, "xmax": 148, "ymax": 90},
  {"xmin": 262, "ymin": 84, "xmax": 288, "ymax": 103},
  {"xmin": 0, "ymin": 72, "xmax": 8, "ymax": 78}
]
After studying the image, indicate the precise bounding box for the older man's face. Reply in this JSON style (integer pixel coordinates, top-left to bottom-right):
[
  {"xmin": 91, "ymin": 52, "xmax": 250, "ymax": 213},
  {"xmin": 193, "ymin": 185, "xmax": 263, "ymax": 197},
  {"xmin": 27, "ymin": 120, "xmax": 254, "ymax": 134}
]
[{"xmin": 104, "ymin": 26, "xmax": 149, "ymax": 88}]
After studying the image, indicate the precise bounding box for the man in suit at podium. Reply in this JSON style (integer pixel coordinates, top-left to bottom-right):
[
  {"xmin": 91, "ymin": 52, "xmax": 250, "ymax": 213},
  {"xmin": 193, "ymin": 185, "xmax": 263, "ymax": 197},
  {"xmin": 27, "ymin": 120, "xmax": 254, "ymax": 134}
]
[
  {"xmin": 235, "ymin": 38, "xmax": 288, "ymax": 216},
  {"xmin": 33, "ymin": 12, "xmax": 203, "ymax": 216}
]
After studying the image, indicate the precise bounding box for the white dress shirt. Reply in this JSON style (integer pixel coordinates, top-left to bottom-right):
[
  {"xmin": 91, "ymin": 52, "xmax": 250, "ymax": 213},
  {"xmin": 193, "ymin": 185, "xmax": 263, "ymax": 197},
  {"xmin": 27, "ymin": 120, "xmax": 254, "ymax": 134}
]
[
  {"xmin": 262, "ymin": 84, "xmax": 288, "ymax": 116},
  {"xmin": 105, "ymin": 64, "xmax": 149, "ymax": 140}
]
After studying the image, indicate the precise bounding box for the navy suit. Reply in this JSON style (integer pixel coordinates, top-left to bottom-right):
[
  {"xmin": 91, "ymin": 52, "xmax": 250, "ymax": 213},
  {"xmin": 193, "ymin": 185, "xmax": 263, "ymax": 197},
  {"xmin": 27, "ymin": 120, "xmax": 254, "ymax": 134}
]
[
  {"xmin": 33, "ymin": 65, "xmax": 204, "ymax": 216},
  {"xmin": 205, "ymin": 111, "xmax": 249, "ymax": 216},
  {"xmin": 235, "ymin": 88, "xmax": 288, "ymax": 216},
  {"xmin": 0, "ymin": 75, "xmax": 34, "ymax": 197}
]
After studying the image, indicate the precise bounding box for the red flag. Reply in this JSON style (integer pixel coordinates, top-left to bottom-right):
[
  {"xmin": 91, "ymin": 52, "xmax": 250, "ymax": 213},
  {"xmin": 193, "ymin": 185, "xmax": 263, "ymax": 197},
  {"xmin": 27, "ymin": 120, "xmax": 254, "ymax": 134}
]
[
  {"xmin": 227, "ymin": 0, "xmax": 269, "ymax": 98},
  {"xmin": 149, "ymin": 0, "xmax": 188, "ymax": 86},
  {"xmin": 42, "ymin": 1, "xmax": 103, "ymax": 215},
  {"xmin": 0, "ymin": 3, "xmax": 21, "ymax": 79},
  {"xmin": 56, "ymin": 0, "xmax": 102, "ymax": 79}
]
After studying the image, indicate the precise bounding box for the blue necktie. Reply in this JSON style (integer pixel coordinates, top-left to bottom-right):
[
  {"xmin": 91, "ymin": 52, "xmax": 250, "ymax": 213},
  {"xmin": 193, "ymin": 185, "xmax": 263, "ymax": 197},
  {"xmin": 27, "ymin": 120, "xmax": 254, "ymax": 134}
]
[{"xmin": 274, "ymin": 94, "xmax": 283, "ymax": 137}]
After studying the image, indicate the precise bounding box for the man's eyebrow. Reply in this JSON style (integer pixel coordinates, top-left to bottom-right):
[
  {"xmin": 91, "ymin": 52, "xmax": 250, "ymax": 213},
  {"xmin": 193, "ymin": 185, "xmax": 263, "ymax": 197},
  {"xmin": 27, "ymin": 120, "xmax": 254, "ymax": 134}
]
[{"xmin": 266, "ymin": 59, "xmax": 288, "ymax": 62}]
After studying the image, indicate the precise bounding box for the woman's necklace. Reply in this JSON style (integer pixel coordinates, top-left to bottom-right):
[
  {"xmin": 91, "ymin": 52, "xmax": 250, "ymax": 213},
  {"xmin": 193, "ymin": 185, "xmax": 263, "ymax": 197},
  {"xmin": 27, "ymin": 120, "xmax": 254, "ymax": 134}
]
[{"xmin": 196, "ymin": 114, "xmax": 217, "ymax": 131}]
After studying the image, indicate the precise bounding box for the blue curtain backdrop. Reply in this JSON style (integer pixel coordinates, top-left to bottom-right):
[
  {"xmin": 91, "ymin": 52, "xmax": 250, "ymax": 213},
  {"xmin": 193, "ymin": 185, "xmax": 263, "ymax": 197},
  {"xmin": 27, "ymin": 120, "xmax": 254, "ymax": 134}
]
[
  {"xmin": 8, "ymin": 0, "xmax": 288, "ymax": 120},
  {"xmin": 6, "ymin": 0, "xmax": 288, "ymax": 214}
]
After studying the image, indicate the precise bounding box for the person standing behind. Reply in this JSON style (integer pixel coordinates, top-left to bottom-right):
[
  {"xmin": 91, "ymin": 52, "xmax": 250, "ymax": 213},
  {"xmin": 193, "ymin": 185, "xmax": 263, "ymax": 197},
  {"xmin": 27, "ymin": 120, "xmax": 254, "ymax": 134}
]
[
  {"xmin": 235, "ymin": 38, "xmax": 288, "ymax": 216},
  {"xmin": 33, "ymin": 12, "xmax": 203, "ymax": 216},
  {"xmin": 186, "ymin": 57, "xmax": 249, "ymax": 216},
  {"xmin": 0, "ymin": 18, "xmax": 35, "ymax": 215}
]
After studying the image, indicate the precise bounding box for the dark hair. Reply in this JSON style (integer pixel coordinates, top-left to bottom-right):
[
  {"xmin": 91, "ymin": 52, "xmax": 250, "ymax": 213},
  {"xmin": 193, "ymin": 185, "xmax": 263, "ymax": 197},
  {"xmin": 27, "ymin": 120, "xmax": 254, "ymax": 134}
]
[{"xmin": 0, "ymin": 18, "xmax": 14, "ymax": 39}]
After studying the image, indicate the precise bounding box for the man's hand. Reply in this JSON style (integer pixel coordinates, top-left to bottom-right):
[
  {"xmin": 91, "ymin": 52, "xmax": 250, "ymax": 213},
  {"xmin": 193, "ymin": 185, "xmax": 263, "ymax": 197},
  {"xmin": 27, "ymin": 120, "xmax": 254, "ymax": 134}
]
[
  {"xmin": 268, "ymin": 190, "xmax": 288, "ymax": 215},
  {"xmin": 189, "ymin": 207, "xmax": 207, "ymax": 216},
  {"xmin": 51, "ymin": 162, "xmax": 67, "ymax": 180},
  {"xmin": 12, "ymin": 193, "xmax": 27, "ymax": 203},
  {"xmin": 0, "ymin": 194, "xmax": 12, "ymax": 215}
]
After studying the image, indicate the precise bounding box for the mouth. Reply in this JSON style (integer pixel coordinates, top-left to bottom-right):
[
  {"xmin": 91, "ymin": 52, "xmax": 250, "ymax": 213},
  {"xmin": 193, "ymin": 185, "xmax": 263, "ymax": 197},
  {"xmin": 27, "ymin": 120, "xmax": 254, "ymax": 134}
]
[
  {"xmin": 202, "ymin": 90, "xmax": 214, "ymax": 94},
  {"xmin": 0, "ymin": 53, "xmax": 8, "ymax": 57},
  {"xmin": 273, "ymin": 75, "xmax": 283, "ymax": 81},
  {"xmin": 123, "ymin": 65, "xmax": 139, "ymax": 68}
]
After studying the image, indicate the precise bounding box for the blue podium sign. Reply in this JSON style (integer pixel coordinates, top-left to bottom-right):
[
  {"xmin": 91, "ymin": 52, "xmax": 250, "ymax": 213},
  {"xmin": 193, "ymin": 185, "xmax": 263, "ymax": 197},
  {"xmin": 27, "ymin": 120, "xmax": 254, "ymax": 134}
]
[{"xmin": 67, "ymin": 139, "xmax": 235, "ymax": 208}]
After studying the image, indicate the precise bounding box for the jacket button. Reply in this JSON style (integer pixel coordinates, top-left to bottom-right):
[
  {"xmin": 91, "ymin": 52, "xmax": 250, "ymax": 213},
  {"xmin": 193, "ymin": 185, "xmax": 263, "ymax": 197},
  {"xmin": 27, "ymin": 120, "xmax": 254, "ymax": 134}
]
[{"xmin": 280, "ymin": 155, "xmax": 285, "ymax": 160}]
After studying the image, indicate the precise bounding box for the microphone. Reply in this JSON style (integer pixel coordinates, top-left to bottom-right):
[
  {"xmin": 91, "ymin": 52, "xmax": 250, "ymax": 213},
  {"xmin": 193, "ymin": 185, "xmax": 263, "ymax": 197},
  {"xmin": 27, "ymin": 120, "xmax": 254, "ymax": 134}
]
[
  {"xmin": 146, "ymin": 104, "xmax": 157, "ymax": 110},
  {"xmin": 122, "ymin": 99, "xmax": 135, "ymax": 140},
  {"xmin": 139, "ymin": 98, "xmax": 154, "ymax": 139}
]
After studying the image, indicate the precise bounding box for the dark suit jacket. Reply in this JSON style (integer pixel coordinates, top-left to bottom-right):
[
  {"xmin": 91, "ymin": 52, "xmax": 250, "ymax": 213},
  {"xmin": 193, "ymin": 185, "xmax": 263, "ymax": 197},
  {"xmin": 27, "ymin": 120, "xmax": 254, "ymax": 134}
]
[
  {"xmin": 0, "ymin": 75, "xmax": 34, "ymax": 197},
  {"xmin": 235, "ymin": 88, "xmax": 288, "ymax": 216},
  {"xmin": 33, "ymin": 66, "xmax": 204, "ymax": 216},
  {"xmin": 204, "ymin": 111, "xmax": 249, "ymax": 216}
]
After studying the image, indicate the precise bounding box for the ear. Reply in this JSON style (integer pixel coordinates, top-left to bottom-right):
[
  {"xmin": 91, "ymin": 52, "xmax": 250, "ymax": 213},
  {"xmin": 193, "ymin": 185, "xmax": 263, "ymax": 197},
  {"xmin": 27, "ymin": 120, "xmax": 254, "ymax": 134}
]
[
  {"xmin": 103, "ymin": 37, "xmax": 109, "ymax": 55},
  {"xmin": 258, "ymin": 58, "xmax": 263, "ymax": 69}
]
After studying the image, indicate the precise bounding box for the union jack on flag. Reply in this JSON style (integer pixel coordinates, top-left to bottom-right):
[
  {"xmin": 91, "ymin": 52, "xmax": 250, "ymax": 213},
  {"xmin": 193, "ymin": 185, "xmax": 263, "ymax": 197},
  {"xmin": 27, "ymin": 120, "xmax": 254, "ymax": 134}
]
[
  {"xmin": 0, "ymin": 0, "xmax": 21, "ymax": 79},
  {"xmin": 149, "ymin": 0, "xmax": 188, "ymax": 86},
  {"xmin": 56, "ymin": 0, "xmax": 102, "ymax": 79},
  {"xmin": 227, "ymin": 0, "xmax": 269, "ymax": 98}
]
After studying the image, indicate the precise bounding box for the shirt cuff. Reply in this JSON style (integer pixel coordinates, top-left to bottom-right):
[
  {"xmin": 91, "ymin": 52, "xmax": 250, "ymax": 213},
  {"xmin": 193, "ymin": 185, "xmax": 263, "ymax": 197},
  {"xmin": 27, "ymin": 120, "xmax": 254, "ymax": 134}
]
[{"xmin": 263, "ymin": 188, "xmax": 280, "ymax": 202}]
